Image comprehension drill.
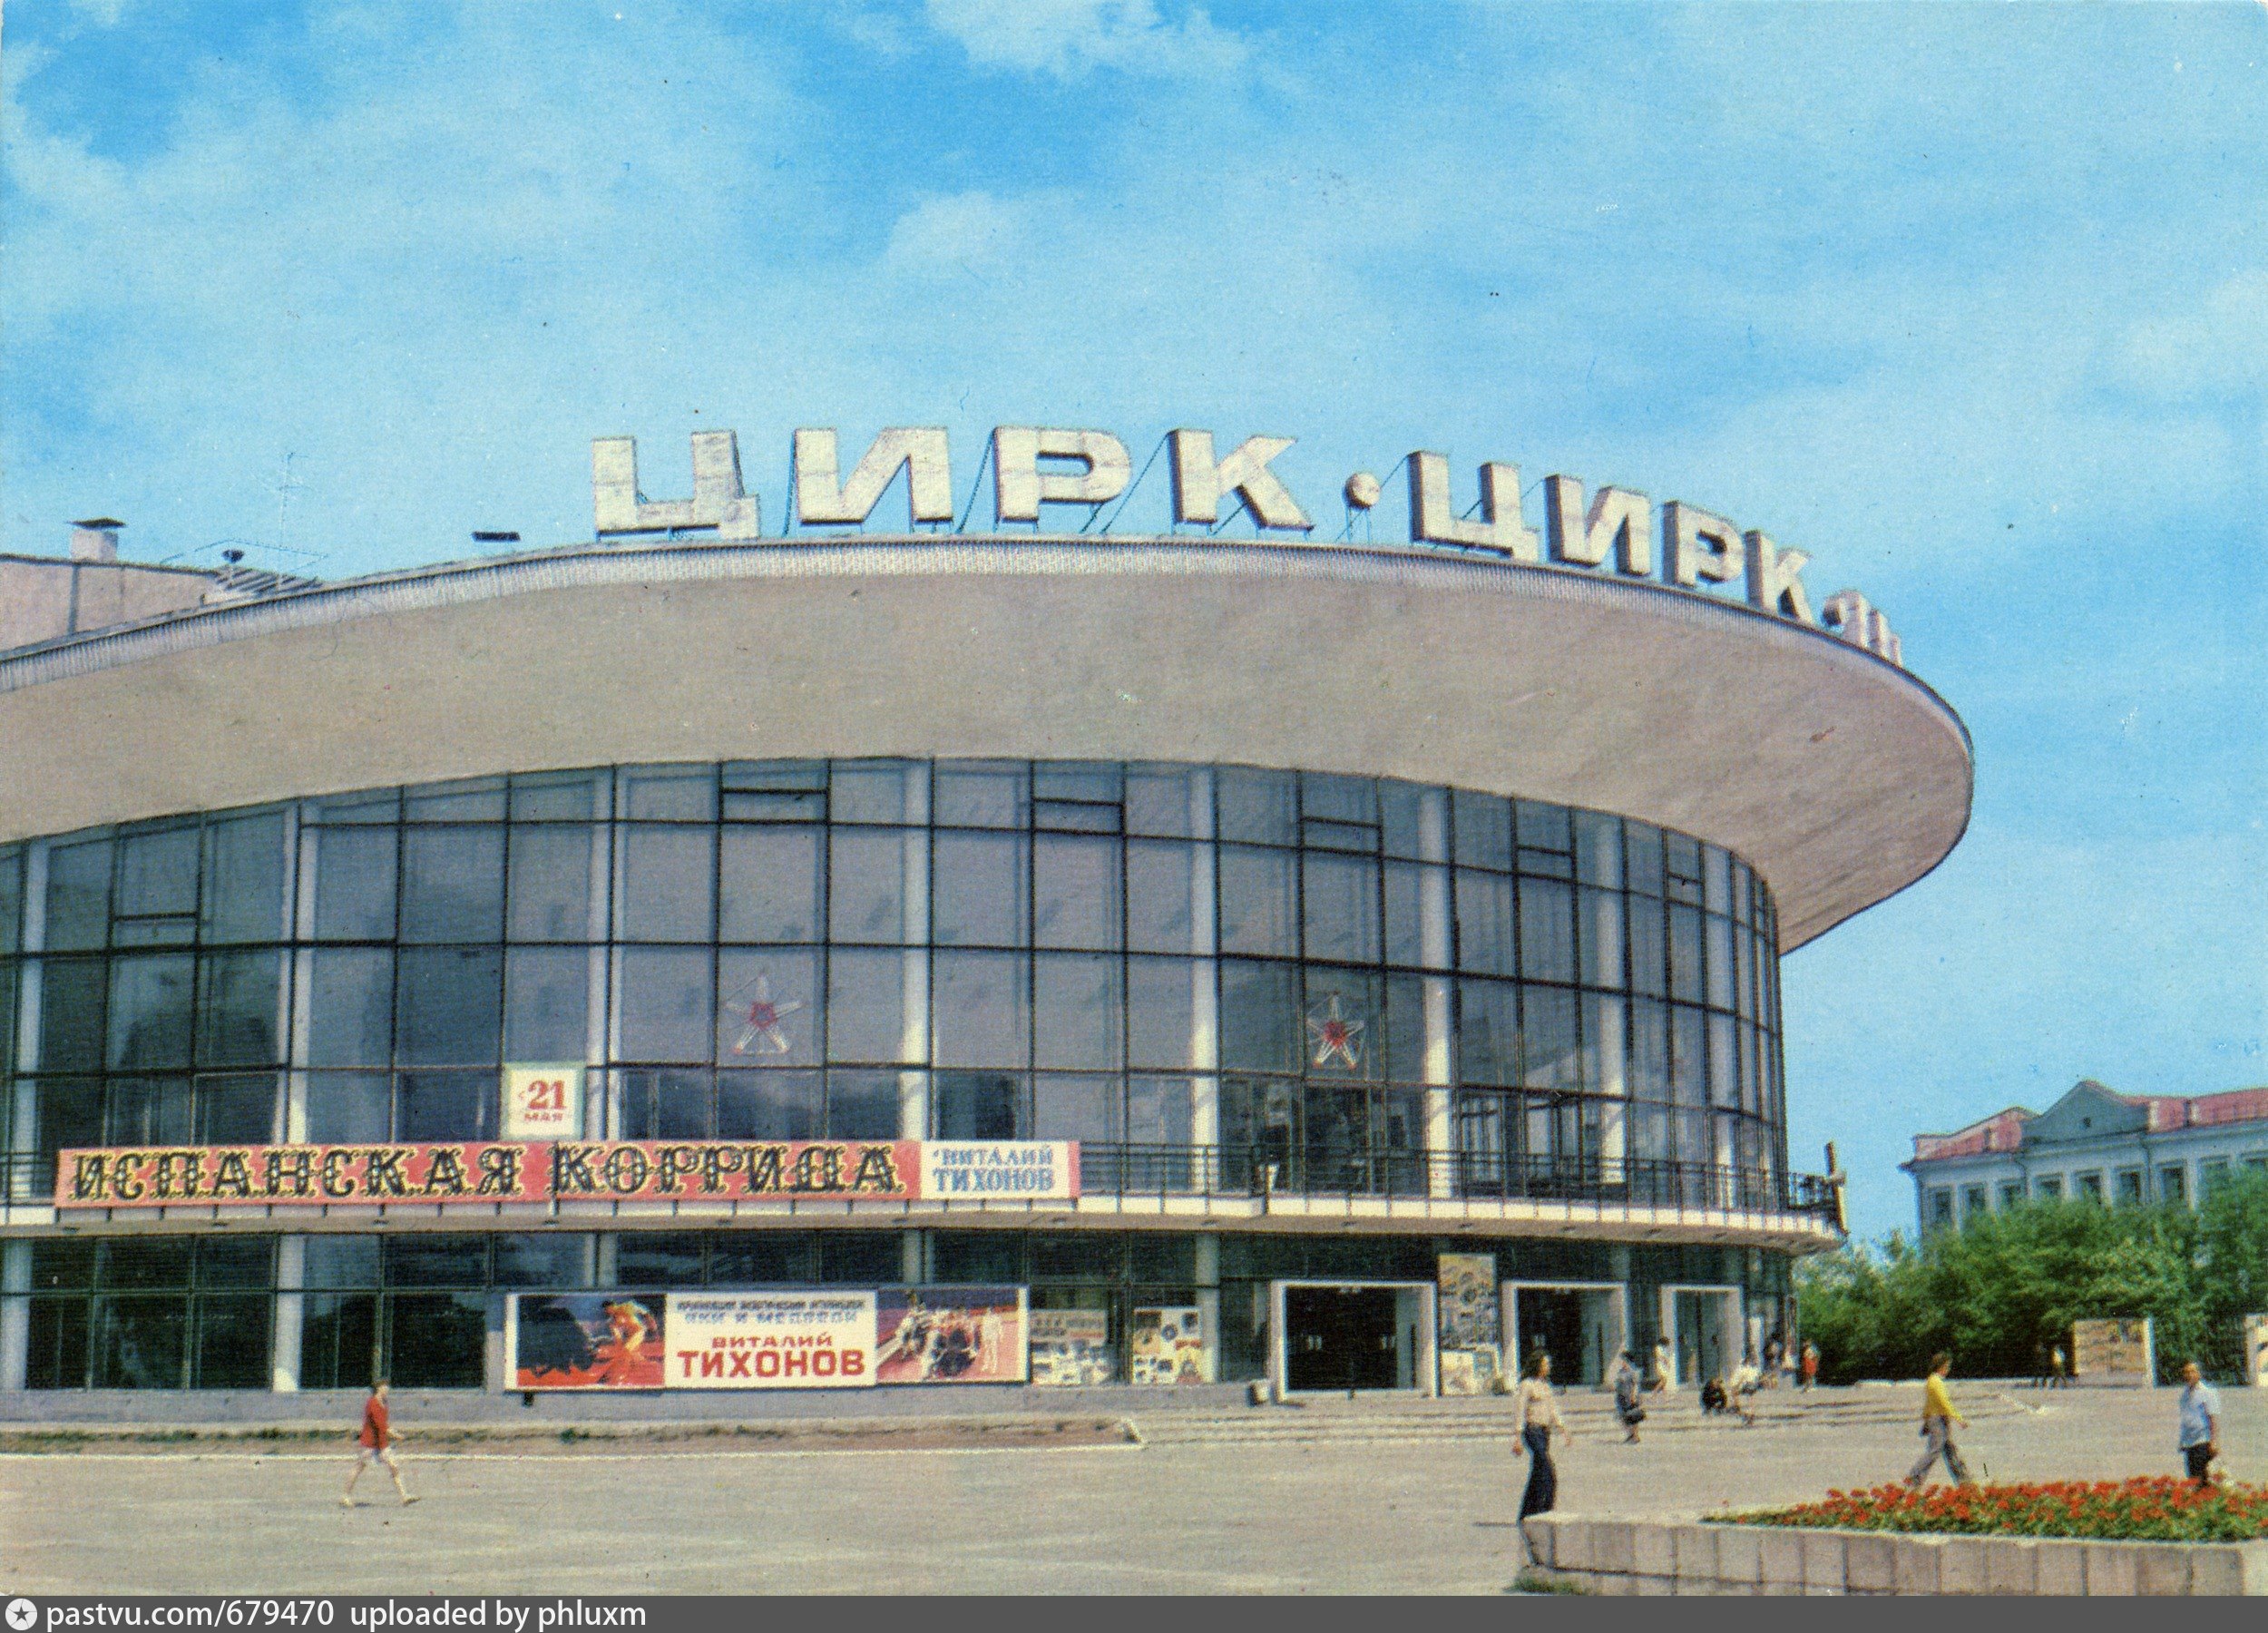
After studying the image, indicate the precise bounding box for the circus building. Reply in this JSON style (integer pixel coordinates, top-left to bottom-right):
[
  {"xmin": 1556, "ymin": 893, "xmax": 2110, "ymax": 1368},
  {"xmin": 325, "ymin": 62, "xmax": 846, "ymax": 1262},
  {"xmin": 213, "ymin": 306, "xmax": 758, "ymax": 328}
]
[{"xmin": 0, "ymin": 426, "xmax": 1970, "ymax": 1403}]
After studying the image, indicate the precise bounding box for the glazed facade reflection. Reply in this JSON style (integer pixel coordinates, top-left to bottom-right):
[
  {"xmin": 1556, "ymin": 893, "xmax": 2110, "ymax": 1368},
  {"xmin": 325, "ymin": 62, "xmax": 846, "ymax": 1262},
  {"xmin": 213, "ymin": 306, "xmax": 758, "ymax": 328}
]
[{"xmin": 0, "ymin": 758, "xmax": 1786, "ymax": 1207}]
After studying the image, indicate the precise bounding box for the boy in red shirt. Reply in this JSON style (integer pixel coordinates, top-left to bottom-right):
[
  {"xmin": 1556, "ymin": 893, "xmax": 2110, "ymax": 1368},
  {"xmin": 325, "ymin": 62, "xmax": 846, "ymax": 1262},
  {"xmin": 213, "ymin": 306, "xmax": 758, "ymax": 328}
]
[{"xmin": 342, "ymin": 1380, "xmax": 418, "ymax": 1507}]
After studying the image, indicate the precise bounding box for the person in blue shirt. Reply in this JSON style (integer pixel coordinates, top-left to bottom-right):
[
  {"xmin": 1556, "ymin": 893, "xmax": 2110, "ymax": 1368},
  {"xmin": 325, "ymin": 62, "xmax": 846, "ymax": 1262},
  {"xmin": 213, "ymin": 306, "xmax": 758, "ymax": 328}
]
[{"xmin": 2175, "ymin": 1360, "xmax": 2221, "ymax": 1487}]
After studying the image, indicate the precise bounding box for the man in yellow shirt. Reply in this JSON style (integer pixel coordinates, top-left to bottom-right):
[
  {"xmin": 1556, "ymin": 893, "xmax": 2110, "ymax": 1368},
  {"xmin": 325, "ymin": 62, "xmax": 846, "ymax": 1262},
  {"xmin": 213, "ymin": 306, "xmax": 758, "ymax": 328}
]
[{"xmin": 1904, "ymin": 1351, "xmax": 1972, "ymax": 1486}]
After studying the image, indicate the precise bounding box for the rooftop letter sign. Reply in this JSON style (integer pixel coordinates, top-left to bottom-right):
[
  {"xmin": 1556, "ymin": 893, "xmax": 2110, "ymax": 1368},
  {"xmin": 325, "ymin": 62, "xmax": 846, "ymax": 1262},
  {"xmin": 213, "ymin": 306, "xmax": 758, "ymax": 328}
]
[{"xmin": 590, "ymin": 425, "xmax": 1906, "ymax": 666}]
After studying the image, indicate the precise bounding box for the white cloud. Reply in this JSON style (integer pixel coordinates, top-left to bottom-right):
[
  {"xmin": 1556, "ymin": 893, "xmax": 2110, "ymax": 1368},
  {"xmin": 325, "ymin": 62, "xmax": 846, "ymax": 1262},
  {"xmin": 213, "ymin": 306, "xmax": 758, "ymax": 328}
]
[
  {"xmin": 2120, "ymin": 268, "xmax": 2268, "ymax": 401},
  {"xmin": 882, "ymin": 191, "xmax": 1038, "ymax": 277},
  {"xmin": 924, "ymin": 0, "xmax": 1250, "ymax": 80}
]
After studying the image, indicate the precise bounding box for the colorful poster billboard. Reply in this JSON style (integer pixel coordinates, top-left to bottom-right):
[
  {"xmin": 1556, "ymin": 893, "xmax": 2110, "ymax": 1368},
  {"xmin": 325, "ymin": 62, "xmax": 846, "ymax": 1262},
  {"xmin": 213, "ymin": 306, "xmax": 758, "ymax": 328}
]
[
  {"xmin": 1436, "ymin": 1252, "xmax": 1501, "ymax": 1396},
  {"xmin": 55, "ymin": 1142, "xmax": 548, "ymax": 1208},
  {"xmin": 874, "ymin": 1286, "xmax": 1028, "ymax": 1384},
  {"xmin": 917, "ymin": 1142, "xmax": 1080, "ymax": 1200},
  {"xmin": 666, "ymin": 1290, "xmax": 878, "ymax": 1389},
  {"xmin": 2071, "ymin": 1316, "xmax": 2156, "ymax": 1384},
  {"xmin": 1030, "ymin": 1307, "xmax": 1115, "ymax": 1387},
  {"xmin": 549, "ymin": 1140, "xmax": 921, "ymax": 1203},
  {"xmin": 1129, "ymin": 1305, "xmax": 1210, "ymax": 1384},
  {"xmin": 510, "ymin": 1293, "xmax": 666, "ymax": 1390}
]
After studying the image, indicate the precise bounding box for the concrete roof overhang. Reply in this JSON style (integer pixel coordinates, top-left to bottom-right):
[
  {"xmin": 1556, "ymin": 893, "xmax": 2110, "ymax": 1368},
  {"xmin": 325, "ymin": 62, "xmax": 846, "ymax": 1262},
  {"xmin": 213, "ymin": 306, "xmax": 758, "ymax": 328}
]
[{"xmin": 0, "ymin": 535, "xmax": 1971, "ymax": 951}]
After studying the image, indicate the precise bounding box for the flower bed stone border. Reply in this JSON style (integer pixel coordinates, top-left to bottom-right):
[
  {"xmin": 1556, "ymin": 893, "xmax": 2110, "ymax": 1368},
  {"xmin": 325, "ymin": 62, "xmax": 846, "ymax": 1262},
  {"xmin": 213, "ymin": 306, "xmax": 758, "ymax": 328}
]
[{"xmin": 1519, "ymin": 1513, "xmax": 2268, "ymax": 1595}]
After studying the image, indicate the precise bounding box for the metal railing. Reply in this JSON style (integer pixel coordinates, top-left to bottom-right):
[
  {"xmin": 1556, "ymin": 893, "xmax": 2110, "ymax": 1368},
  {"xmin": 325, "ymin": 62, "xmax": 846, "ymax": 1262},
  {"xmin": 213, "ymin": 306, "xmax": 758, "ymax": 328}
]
[{"xmin": 2, "ymin": 1145, "xmax": 1841, "ymax": 1227}]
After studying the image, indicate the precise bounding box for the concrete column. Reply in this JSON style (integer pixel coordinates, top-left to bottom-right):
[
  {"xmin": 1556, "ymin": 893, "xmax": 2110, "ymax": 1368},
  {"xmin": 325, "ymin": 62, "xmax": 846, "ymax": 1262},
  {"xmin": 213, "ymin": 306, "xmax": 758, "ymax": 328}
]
[
  {"xmin": 1193, "ymin": 1233, "xmax": 1220, "ymax": 1383},
  {"xmin": 0, "ymin": 1237, "xmax": 31, "ymax": 1390},
  {"xmin": 1418, "ymin": 789, "xmax": 1454, "ymax": 1198},
  {"xmin": 1187, "ymin": 769, "xmax": 1219, "ymax": 1164},
  {"xmin": 285, "ymin": 808, "xmax": 316, "ymax": 1143},
  {"xmin": 594, "ymin": 1234, "xmax": 620, "ymax": 1287},
  {"xmin": 270, "ymin": 1236, "xmax": 306, "ymax": 1393},
  {"xmin": 899, "ymin": 765, "xmax": 932, "ymax": 1139},
  {"xmin": 485, "ymin": 1295, "xmax": 508, "ymax": 1392},
  {"xmin": 584, "ymin": 782, "xmax": 613, "ymax": 1139},
  {"xmin": 900, "ymin": 1229, "xmax": 924, "ymax": 1284}
]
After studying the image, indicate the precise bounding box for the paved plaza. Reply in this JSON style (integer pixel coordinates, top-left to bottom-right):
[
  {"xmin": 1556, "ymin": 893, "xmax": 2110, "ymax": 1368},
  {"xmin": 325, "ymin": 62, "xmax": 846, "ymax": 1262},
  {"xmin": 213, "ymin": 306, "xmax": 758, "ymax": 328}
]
[{"xmin": 1, "ymin": 1387, "xmax": 2260, "ymax": 1595}]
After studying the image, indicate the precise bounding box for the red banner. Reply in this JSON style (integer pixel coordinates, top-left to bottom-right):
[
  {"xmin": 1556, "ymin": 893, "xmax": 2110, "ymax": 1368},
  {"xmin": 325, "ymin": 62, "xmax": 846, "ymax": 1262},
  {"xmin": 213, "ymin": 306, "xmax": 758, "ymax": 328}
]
[
  {"xmin": 54, "ymin": 1143, "xmax": 547, "ymax": 1208},
  {"xmin": 546, "ymin": 1140, "xmax": 921, "ymax": 1203}
]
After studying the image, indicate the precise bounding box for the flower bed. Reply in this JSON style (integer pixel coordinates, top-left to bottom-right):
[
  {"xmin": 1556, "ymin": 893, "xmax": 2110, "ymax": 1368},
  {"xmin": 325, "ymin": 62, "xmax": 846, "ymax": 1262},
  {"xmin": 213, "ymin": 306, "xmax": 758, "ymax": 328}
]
[{"xmin": 1729, "ymin": 1478, "xmax": 2268, "ymax": 1543}]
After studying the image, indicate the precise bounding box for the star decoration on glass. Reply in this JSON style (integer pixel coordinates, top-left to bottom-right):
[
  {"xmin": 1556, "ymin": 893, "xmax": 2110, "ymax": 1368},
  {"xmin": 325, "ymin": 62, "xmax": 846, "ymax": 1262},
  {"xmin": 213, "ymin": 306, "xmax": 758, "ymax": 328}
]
[
  {"xmin": 1305, "ymin": 993, "xmax": 1365, "ymax": 1071},
  {"xmin": 726, "ymin": 973, "xmax": 807, "ymax": 1057}
]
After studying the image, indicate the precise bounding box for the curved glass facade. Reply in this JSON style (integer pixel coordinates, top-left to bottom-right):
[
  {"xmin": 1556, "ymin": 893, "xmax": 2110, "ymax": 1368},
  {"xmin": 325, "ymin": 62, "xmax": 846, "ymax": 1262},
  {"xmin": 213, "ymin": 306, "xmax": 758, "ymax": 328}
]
[{"xmin": 0, "ymin": 758, "xmax": 1785, "ymax": 1204}]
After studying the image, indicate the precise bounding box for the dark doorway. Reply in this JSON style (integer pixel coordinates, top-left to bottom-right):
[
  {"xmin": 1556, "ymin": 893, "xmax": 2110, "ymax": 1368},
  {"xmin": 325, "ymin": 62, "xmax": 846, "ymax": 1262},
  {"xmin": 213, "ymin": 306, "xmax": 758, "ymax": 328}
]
[
  {"xmin": 1284, "ymin": 1285, "xmax": 1399, "ymax": 1393},
  {"xmin": 1516, "ymin": 1288, "xmax": 1587, "ymax": 1384}
]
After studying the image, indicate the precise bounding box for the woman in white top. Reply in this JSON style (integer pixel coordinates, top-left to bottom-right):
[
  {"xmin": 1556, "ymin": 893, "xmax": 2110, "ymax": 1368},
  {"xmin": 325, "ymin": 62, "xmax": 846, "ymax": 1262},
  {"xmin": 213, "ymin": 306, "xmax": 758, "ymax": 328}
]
[{"xmin": 1514, "ymin": 1351, "xmax": 1571, "ymax": 1520}]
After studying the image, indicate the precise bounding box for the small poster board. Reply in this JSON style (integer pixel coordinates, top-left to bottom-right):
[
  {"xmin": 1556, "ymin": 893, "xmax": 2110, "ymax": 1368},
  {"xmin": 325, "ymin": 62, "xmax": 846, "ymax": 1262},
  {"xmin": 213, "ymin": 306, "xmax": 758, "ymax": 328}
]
[
  {"xmin": 2070, "ymin": 1316, "xmax": 2155, "ymax": 1386},
  {"xmin": 503, "ymin": 1062, "xmax": 585, "ymax": 1139},
  {"xmin": 1031, "ymin": 1307, "xmax": 1116, "ymax": 1387},
  {"xmin": 2245, "ymin": 1314, "xmax": 2268, "ymax": 1388}
]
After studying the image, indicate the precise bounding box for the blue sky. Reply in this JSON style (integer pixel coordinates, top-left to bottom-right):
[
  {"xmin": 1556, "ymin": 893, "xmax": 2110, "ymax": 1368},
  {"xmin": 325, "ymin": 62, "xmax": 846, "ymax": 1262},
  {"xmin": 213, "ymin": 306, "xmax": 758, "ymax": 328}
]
[{"xmin": 5, "ymin": 2, "xmax": 2263, "ymax": 1238}]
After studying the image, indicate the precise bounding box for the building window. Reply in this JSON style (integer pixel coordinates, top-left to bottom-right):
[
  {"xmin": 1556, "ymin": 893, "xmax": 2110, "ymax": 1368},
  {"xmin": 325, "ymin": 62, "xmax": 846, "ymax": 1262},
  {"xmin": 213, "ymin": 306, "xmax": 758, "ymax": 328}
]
[
  {"xmin": 2033, "ymin": 1176, "xmax": 2062, "ymax": 1201},
  {"xmin": 2158, "ymin": 1166, "xmax": 2186, "ymax": 1205},
  {"xmin": 1960, "ymin": 1184, "xmax": 1988, "ymax": 1217},
  {"xmin": 1997, "ymin": 1180, "xmax": 2025, "ymax": 1210},
  {"xmin": 2199, "ymin": 1159, "xmax": 2231, "ymax": 1195},
  {"xmin": 1927, "ymin": 1188, "xmax": 1955, "ymax": 1227},
  {"xmin": 2115, "ymin": 1169, "xmax": 2144, "ymax": 1204},
  {"xmin": 2075, "ymin": 1172, "xmax": 2104, "ymax": 1202}
]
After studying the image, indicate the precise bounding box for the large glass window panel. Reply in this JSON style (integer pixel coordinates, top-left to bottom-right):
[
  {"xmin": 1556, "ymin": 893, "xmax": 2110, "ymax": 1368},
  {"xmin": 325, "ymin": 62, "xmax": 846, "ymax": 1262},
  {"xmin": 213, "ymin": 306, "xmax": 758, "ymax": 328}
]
[
  {"xmin": 1583, "ymin": 993, "xmax": 1628, "ymax": 1099},
  {"xmin": 116, "ymin": 828, "xmax": 200, "ymax": 920},
  {"xmin": 1573, "ymin": 811, "xmax": 1624, "ymax": 888},
  {"xmin": 192, "ymin": 1295, "xmax": 272, "ymax": 1388},
  {"xmin": 107, "ymin": 953, "xmax": 194, "ymax": 1070},
  {"xmin": 719, "ymin": 826, "xmax": 824, "ymax": 944},
  {"xmin": 308, "ymin": 948, "xmax": 394, "ymax": 1067},
  {"xmin": 1217, "ymin": 846, "xmax": 1295, "ymax": 956},
  {"xmin": 400, "ymin": 827, "xmax": 505, "ymax": 943},
  {"xmin": 1517, "ymin": 799, "xmax": 1573, "ymax": 854},
  {"xmin": 1124, "ymin": 766, "xmax": 1198, "ymax": 837},
  {"xmin": 933, "ymin": 832, "xmax": 1029, "ymax": 948},
  {"xmin": 619, "ymin": 765, "xmax": 716, "ymax": 823},
  {"xmin": 305, "ymin": 1071, "xmax": 392, "ymax": 1142},
  {"xmin": 715, "ymin": 1069, "xmax": 822, "ymax": 1139},
  {"xmin": 92, "ymin": 1296, "xmax": 188, "ymax": 1389},
  {"xmin": 506, "ymin": 826, "xmax": 595, "ymax": 943},
  {"xmin": 1300, "ymin": 772, "xmax": 1377, "ymax": 826},
  {"xmin": 0, "ymin": 846, "xmax": 22, "ymax": 956},
  {"xmin": 1627, "ymin": 896, "xmax": 1667, "ymax": 998},
  {"xmin": 1033, "ymin": 1073, "xmax": 1120, "ymax": 1145},
  {"xmin": 304, "ymin": 1236, "xmax": 383, "ymax": 1288},
  {"xmin": 40, "ymin": 957, "xmax": 107, "ymax": 1071},
  {"xmin": 1623, "ymin": 822, "xmax": 1665, "ymax": 898},
  {"xmin": 829, "ymin": 830, "xmax": 909, "ymax": 944},
  {"xmin": 1383, "ymin": 863, "xmax": 1444, "ymax": 970},
  {"xmin": 1301, "ymin": 853, "xmax": 1380, "ymax": 964},
  {"xmin": 618, "ymin": 1067, "xmax": 711, "ymax": 1139},
  {"xmin": 1668, "ymin": 904, "xmax": 1705, "ymax": 1004},
  {"xmin": 1302, "ymin": 1085, "xmax": 1368, "ymax": 1188},
  {"xmin": 200, "ymin": 815, "xmax": 288, "ymax": 944},
  {"xmin": 1628, "ymin": 998, "xmax": 1670, "ymax": 1102},
  {"xmin": 934, "ymin": 762, "xmax": 1028, "ymax": 828},
  {"xmin": 99, "ymin": 1237, "xmax": 194, "ymax": 1288},
  {"xmin": 44, "ymin": 840, "xmax": 112, "ymax": 951},
  {"xmin": 1453, "ymin": 870, "xmax": 1514, "ymax": 975},
  {"xmin": 825, "ymin": 1069, "xmax": 904, "ymax": 1139},
  {"xmin": 1520, "ymin": 987, "xmax": 1581, "ymax": 1091},
  {"xmin": 1703, "ymin": 845, "xmax": 1734, "ymax": 915},
  {"xmin": 511, "ymin": 770, "xmax": 607, "ymax": 823},
  {"xmin": 494, "ymin": 1234, "xmax": 590, "ymax": 1287},
  {"xmin": 1706, "ymin": 914, "xmax": 1735, "ymax": 1011},
  {"xmin": 396, "ymin": 1069, "xmax": 496, "ymax": 1141},
  {"xmin": 312, "ymin": 827, "xmax": 397, "ymax": 942},
  {"xmin": 1579, "ymin": 887, "xmax": 1625, "ymax": 990},
  {"xmin": 1128, "ymin": 1075, "xmax": 1195, "ymax": 1146},
  {"xmin": 1452, "ymin": 792, "xmax": 1511, "ymax": 871},
  {"xmin": 1215, "ymin": 768, "xmax": 1295, "ymax": 846},
  {"xmin": 1378, "ymin": 781, "xmax": 1432, "ymax": 860},
  {"xmin": 1669, "ymin": 1004, "xmax": 1706, "ymax": 1108},
  {"xmin": 1457, "ymin": 979, "xmax": 1520, "ymax": 1088},
  {"xmin": 710, "ymin": 1233, "xmax": 816, "ymax": 1286},
  {"xmin": 1033, "ymin": 835, "xmax": 1121, "ymax": 950},
  {"xmin": 107, "ymin": 1077, "xmax": 192, "ymax": 1145},
  {"xmin": 1220, "ymin": 1078, "xmax": 1301, "ymax": 1172},
  {"xmin": 829, "ymin": 762, "xmax": 913, "ymax": 825},
  {"xmin": 821, "ymin": 1234, "xmax": 904, "ymax": 1285},
  {"xmin": 1125, "ymin": 956, "xmax": 1198, "ymax": 1071},
  {"xmin": 615, "ymin": 946, "xmax": 713, "ymax": 1062},
  {"xmin": 934, "ymin": 1071, "xmax": 1025, "ymax": 1139},
  {"xmin": 1707, "ymin": 1012, "xmax": 1738, "ymax": 1107},
  {"xmin": 1384, "ymin": 973, "xmax": 1428, "ymax": 1083},
  {"xmin": 620, "ymin": 826, "xmax": 715, "ymax": 943},
  {"xmin": 932, "ymin": 951, "xmax": 1030, "ymax": 1069},
  {"xmin": 1125, "ymin": 841, "xmax": 1198, "ymax": 953},
  {"xmin": 298, "ymin": 1292, "xmax": 378, "ymax": 1390},
  {"xmin": 1518, "ymin": 878, "xmax": 1577, "ymax": 984},
  {"xmin": 197, "ymin": 1073, "xmax": 279, "ymax": 1143},
  {"xmin": 405, "ymin": 778, "xmax": 506, "ymax": 823},
  {"xmin": 1217, "ymin": 960, "xmax": 1300, "ymax": 1073},
  {"xmin": 197, "ymin": 950, "xmax": 280, "ymax": 1067},
  {"xmin": 32, "ymin": 1080, "xmax": 102, "ymax": 1174},
  {"xmin": 396, "ymin": 948, "xmax": 503, "ymax": 1065},
  {"xmin": 1033, "ymin": 953, "xmax": 1122, "ymax": 1071},
  {"xmin": 503, "ymin": 947, "xmax": 590, "ymax": 1062},
  {"xmin": 385, "ymin": 1291, "xmax": 488, "ymax": 1388},
  {"xmin": 615, "ymin": 1233, "xmax": 706, "ymax": 1286},
  {"xmin": 825, "ymin": 949, "xmax": 914, "ymax": 1063},
  {"xmin": 716, "ymin": 949, "xmax": 820, "ymax": 1067}
]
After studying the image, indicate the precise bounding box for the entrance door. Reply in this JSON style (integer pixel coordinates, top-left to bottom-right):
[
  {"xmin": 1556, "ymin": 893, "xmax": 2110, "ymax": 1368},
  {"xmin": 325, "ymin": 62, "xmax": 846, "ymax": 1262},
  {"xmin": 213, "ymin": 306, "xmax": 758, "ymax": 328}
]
[
  {"xmin": 1669, "ymin": 1288, "xmax": 1742, "ymax": 1387},
  {"xmin": 1284, "ymin": 1286, "xmax": 1400, "ymax": 1393},
  {"xmin": 1515, "ymin": 1289, "xmax": 1587, "ymax": 1384}
]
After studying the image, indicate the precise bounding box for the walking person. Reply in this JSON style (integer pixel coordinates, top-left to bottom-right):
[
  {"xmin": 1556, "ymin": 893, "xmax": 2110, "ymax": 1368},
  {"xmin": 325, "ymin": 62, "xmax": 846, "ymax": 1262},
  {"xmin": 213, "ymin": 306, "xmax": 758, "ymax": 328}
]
[
  {"xmin": 342, "ymin": 1380, "xmax": 418, "ymax": 1508},
  {"xmin": 1513, "ymin": 1351, "xmax": 1572, "ymax": 1520},
  {"xmin": 1610, "ymin": 1349, "xmax": 1647, "ymax": 1443},
  {"xmin": 2049, "ymin": 1344, "xmax": 2069, "ymax": 1389},
  {"xmin": 1650, "ymin": 1334, "xmax": 1677, "ymax": 1395},
  {"xmin": 1903, "ymin": 1352, "xmax": 1972, "ymax": 1487},
  {"xmin": 2175, "ymin": 1360, "xmax": 2221, "ymax": 1487},
  {"xmin": 1800, "ymin": 1341, "xmax": 1820, "ymax": 1392}
]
